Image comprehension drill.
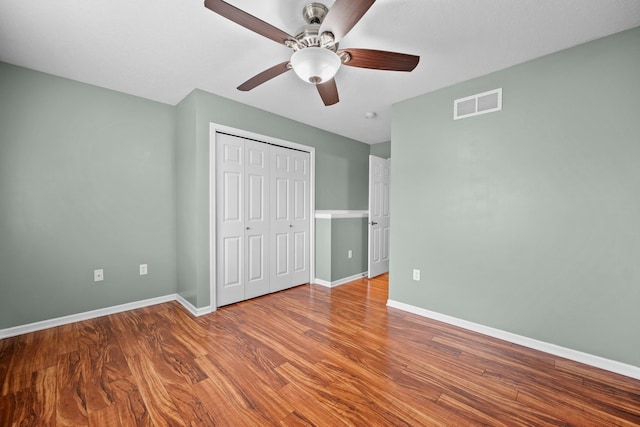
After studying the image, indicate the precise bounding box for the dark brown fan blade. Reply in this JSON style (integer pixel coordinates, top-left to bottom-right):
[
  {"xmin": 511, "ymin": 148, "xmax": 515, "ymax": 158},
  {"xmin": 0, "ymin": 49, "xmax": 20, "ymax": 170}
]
[
  {"xmin": 204, "ymin": 0, "xmax": 293, "ymax": 45},
  {"xmin": 319, "ymin": 0, "xmax": 375, "ymax": 42},
  {"xmin": 237, "ymin": 61, "xmax": 291, "ymax": 91},
  {"xmin": 316, "ymin": 78, "xmax": 339, "ymax": 106},
  {"xmin": 339, "ymin": 48, "xmax": 419, "ymax": 71}
]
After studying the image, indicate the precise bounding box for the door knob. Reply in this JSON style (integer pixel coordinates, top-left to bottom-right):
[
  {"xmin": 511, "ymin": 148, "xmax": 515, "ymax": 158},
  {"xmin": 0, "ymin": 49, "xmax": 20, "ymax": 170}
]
[
  {"xmin": 370, "ymin": 221, "xmax": 378, "ymax": 225},
  {"xmin": 289, "ymin": 224, "xmax": 293, "ymax": 228},
  {"xmin": 246, "ymin": 227, "xmax": 251, "ymax": 230}
]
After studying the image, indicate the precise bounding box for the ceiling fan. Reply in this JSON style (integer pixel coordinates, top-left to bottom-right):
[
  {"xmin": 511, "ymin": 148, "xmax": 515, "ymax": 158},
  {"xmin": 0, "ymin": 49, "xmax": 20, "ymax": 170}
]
[{"xmin": 204, "ymin": 0, "xmax": 420, "ymax": 106}]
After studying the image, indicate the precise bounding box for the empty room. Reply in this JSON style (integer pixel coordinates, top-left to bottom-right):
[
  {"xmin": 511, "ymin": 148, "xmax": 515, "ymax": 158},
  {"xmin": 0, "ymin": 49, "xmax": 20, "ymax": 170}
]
[{"xmin": 1, "ymin": 0, "xmax": 640, "ymax": 425}]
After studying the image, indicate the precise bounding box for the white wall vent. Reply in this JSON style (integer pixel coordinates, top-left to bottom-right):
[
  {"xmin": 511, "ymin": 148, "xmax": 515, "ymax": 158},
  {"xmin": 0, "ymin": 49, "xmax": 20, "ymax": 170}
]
[{"xmin": 454, "ymin": 88, "xmax": 502, "ymax": 120}]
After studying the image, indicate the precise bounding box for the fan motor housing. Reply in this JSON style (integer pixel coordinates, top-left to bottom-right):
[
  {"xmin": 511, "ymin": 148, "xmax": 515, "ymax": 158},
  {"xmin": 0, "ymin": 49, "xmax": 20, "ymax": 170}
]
[
  {"xmin": 293, "ymin": 24, "xmax": 337, "ymax": 51},
  {"xmin": 302, "ymin": 3, "xmax": 328, "ymax": 24}
]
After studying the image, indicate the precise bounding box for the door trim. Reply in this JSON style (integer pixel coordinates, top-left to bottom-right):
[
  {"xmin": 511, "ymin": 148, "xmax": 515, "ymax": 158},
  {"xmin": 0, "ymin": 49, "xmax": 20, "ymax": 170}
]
[{"xmin": 209, "ymin": 123, "xmax": 316, "ymax": 310}]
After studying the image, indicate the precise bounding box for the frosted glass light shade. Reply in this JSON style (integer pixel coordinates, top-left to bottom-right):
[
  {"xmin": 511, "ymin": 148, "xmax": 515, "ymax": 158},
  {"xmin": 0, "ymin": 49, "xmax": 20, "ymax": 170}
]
[{"xmin": 290, "ymin": 47, "xmax": 341, "ymax": 85}]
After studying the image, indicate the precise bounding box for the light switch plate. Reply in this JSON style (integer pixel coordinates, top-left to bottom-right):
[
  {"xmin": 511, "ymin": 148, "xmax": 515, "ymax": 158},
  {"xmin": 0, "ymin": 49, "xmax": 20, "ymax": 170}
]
[{"xmin": 94, "ymin": 269, "xmax": 104, "ymax": 282}]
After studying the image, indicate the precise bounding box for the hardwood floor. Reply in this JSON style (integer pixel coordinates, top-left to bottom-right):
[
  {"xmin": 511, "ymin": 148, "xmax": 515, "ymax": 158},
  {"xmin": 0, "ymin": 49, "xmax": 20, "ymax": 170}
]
[{"xmin": 1, "ymin": 274, "xmax": 639, "ymax": 426}]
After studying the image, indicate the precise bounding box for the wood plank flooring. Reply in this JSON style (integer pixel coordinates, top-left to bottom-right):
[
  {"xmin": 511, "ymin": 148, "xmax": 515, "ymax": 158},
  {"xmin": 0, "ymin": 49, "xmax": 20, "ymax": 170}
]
[{"xmin": 1, "ymin": 274, "xmax": 639, "ymax": 426}]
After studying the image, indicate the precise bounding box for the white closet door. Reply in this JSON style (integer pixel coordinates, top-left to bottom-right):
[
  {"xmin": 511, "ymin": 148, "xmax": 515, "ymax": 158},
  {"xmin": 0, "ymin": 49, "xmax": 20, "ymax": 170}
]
[
  {"xmin": 216, "ymin": 134, "xmax": 270, "ymax": 306},
  {"xmin": 270, "ymin": 146, "xmax": 292, "ymax": 292},
  {"xmin": 289, "ymin": 149, "xmax": 311, "ymax": 286},
  {"xmin": 270, "ymin": 146, "xmax": 310, "ymax": 292},
  {"xmin": 244, "ymin": 140, "xmax": 270, "ymax": 299},
  {"xmin": 216, "ymin": 134, "xmax": 245, "ymax": 306}
]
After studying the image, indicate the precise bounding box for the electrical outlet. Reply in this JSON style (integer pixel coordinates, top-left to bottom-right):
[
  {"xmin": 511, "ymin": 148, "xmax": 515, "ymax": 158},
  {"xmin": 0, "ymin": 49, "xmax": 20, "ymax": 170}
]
[
  {"xmin": 413, "ymin": 269, "xmax": 420, "ymax": 281},
  {"xmin": 94, "ymin": 269, "xmax": 104, "ymax": 282},
  {"xmin": 139, "ymin": 264, "xmax": 148, "ymax": 275},
  {"xmin": 348, "ymin": 250, "xmax": 353, "ymax": 259}
]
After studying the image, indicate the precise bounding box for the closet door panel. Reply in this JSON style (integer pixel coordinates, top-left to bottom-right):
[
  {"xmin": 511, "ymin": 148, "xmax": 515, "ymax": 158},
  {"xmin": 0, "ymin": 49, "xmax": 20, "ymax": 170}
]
[
  {"xmin": 293, "ymin": 179, "xmax": 306, "ymax": 220},
  {"xmin": 293, "ymin": 231, "xmax": 306, "ymax": 273},
  {"xmin": 247, "ymin": 174, "xmax": 264, "ymax": 221},
  {"xmin": 246, "ymin": 235, "xmax": 265, "ymax": 282},
  {"xmin": 216, "ymin": 134, "xmax": 245, "ymax": 306},
  {"xmin": 274, "ymin": 233, "xmax": 290, "ymax": 276},
  {"xmin": 270, "ymin": 147, "xmax": 293, "ymax": 292},
  {"xmin": 274, "ymin": 178, "xmax": 290, "ymax": 221},
  {"xmin": 222, "ymin": 237, "xmax": 242, "ymax": 286},
  {"xmin": 223, "ymin": 172, "xmax": 242, "ymax": 222},
  {"xmin": 244, "ymin": 140, "xmax": 270, "ymax": 299},
  {"xmin": 289, "ymin": 150, "xmax": 310, "ymax": 286}
]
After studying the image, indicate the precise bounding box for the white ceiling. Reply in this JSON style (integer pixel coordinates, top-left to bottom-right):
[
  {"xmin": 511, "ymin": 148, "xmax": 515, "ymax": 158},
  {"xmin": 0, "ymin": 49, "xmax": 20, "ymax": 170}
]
[{"xmin": 1, "ymin": 0, "xmax": 639, "ymax": 144}]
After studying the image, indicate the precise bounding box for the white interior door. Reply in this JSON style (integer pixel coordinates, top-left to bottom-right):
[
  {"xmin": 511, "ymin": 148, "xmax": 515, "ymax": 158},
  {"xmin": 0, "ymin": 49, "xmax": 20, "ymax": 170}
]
[
  {"xmin": 216, "ymin": 134, "xmax": 270, "ymax": 306},
  {"xmin": 270, "ymin": 146, "xmax": 310, "ymax": 292},
  {"xmin": 368, "ymin": 155, "xmax": 391, "ymax": 278}
]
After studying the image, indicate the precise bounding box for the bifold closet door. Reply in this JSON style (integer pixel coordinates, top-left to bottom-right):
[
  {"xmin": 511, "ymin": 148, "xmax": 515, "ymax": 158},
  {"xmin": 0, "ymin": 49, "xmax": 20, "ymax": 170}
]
[
  {"xmin": 216, "ymin": 133, "xmax": 270, "ymax": 307},
  {"xmin": 270, "ymin": 146, "xmax": 311, "ymax": 292}
]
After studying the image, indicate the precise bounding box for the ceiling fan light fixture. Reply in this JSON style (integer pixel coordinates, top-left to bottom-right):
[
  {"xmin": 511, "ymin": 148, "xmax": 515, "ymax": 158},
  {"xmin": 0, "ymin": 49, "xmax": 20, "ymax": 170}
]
[{"xmin": 291, "ymin": 47, "xmax": 341, "ymax": 85}]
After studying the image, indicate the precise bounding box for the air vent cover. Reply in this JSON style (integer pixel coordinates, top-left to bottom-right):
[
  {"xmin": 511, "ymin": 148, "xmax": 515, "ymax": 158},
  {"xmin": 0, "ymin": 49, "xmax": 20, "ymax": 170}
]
[{"xmin": 454, "ymin": 88, "xmax": 502, "ymax": 120}]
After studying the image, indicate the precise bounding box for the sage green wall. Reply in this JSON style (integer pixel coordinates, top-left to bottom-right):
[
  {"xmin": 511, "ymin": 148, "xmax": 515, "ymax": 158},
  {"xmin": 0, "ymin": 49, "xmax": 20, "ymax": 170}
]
[
  {"xmin": 175, "ymin": 92, "xmax": 198, "ymax": 307},
  {"xmin": 330, "ymin": 218, "xmax": 368, "ymax": 281},
  {"xmin": 0, "ymin": 62, "xmax": 176, "ymax": 329},
  {"xmin": 314, "ymin": 217, "xmax": 368, "ymax": 283},
  {"xmin": 390, "ymin": 27, "xmax": 640, "ymax": 367},
  {"xmin": 176, "ymin": 89, "xmax": 370, "ymax": 307},
  {"xmin": 370, "ymin": 141, "xmax": 391, "ymax": 159},
  {"xmin": 315, "ymin": 219, "xmax": 332, "ymax": 282}
]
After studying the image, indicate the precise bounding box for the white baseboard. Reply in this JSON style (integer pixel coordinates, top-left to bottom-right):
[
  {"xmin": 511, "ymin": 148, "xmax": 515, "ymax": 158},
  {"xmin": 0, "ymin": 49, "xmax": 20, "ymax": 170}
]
[
  {"xmin": 314, "ymin": 272, "xmax": 367, "ymax": 288},
  {"xmin": 387, "ymin": 299, "xmax": 640, "ymax": 381},
  {"xmin": 0, "ymin": 294, "xmax": 176, "ymax": 339},
  {"xmin": 0, "ymin": 293, "xmax": 215, "ymax": 340},
  {"xmin": 176, "ymin": 294, "xmax": 214, "ymax": 316},
  {"xmin": 314, "ymin": 278, "xmax": 332, "ymax": 287}
]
